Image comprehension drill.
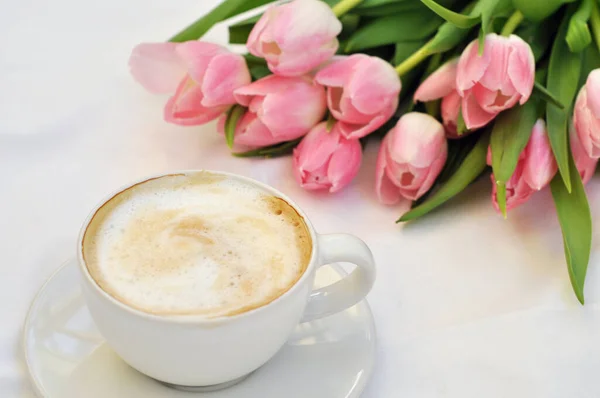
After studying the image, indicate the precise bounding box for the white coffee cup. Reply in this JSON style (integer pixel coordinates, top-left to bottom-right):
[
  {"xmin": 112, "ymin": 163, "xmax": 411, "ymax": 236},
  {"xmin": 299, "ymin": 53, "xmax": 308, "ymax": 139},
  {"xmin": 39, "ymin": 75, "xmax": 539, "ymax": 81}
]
[{"xmin": 77, "ymin": 170, "xmax": 376, "ymax": 389}]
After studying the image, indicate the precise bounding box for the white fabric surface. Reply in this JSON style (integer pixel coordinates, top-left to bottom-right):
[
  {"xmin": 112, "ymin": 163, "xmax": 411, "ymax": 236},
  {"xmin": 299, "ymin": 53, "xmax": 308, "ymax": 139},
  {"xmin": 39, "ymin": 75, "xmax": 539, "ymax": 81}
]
[{"xmin": 2, "ymin": 0, "xmax": 600, "ymax": 397}]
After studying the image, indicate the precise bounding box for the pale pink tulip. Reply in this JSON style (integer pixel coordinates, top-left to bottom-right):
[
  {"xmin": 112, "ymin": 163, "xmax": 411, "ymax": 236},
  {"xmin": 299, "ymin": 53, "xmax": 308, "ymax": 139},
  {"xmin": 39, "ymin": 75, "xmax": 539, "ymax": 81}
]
[
  {"xmin": 229, "ymin": 75, "xmax": 326, "ymax": 147},
  {"xmin": 457, "ymin": 34, "xmax": 535, "ymax": 130},
  {"xmin": 571, "ymin": 127, "xmax": 598, "ymax": 184},
  {"xmin": 488, "ymin": 119, "xmax": 557, "ymax": 212},
  {"xmin": 375, "ymin": 113, "xmax": 447, "ymax": 205},
  {"xmin": 315, "ymin": 54, "xmax": 401, "ymax": 139},
  {"xmin": 414, "ymin": 59, "xmax": 476, "ymax": 138},
  {"xmin": 573, "ymin": 69, "xmax": 600, "ymax": 158},
  {"xmin": 129, "ymin": 41, "xmax": 251, "ymax": 126},
  {"xmin": 293, "ymin": 122, "xmax": 362, "ymax": 192},
  {"xmin": 247, "ymin": 0, "xmax": 342, "ymax": 77}
]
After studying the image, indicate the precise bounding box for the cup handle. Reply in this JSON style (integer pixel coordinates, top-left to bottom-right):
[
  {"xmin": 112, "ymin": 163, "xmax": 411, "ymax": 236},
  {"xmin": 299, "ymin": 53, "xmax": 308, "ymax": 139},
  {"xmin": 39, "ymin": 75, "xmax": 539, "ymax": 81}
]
[{"xmin": 301, "ymin": 233, "xmax": 376, "ymax": 322}]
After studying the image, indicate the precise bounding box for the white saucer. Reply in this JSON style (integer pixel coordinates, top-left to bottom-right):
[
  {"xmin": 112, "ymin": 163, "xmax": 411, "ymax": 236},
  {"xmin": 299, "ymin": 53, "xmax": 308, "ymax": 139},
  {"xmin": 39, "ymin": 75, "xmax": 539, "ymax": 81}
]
[{"xmin": 23, "ymin": 259, "xmax": 376, "ymax": 397}]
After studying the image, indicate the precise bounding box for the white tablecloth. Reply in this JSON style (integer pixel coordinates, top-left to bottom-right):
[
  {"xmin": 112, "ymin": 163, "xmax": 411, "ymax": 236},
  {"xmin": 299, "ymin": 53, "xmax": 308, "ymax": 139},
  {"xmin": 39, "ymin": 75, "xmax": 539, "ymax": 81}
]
[{"xmin": 3, "ymin": 1, "xmax": 600, "ymax": 397}]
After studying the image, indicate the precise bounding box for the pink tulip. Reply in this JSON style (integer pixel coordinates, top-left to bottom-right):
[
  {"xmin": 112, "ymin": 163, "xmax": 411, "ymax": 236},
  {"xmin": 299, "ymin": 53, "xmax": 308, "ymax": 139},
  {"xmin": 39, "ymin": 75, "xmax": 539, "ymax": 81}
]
[
  {"xmin": 247, "ymin": 0, "xmax": 342, "ymax": 77},
  {"xmin": 570, "ymin": 127, "xmax": 599, "ymax": 184},
  {"xmin": 375, "ymin": 112, "xmax": 447, "ymax": 205},
  {"xmin": 229, "ymin": 75, "xmax": 326, "ymax": 147},
  {"xmin": 129, "ymin": 42, "xmax": 251, "ymax": 126},
  {"xmin": 488, "ymin": 119, "xmax": 557, "ymax": 212},
  {"xmin": 414, "ymin": 59, "xmax": 473, "ymax": 138},
  {"xmin": 315, "ymin": 54, "xmax": 402, "ymax": 139},
  {"xmin": 456, "ymin": 34, "xmax": 535, "ymax": 130},
  {"xmin": 573, "ymin": 69, "xmax": 600, "ymax": 158},
  {"xmin": 293, "ymin": 122, "xmax": 362, "ymax": 192}
]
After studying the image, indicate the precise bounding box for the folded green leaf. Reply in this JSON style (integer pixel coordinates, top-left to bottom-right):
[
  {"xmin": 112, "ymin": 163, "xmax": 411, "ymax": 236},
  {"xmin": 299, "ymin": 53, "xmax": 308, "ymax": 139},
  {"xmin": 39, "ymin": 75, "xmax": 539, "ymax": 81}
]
[
  {"xmin": 224, "ymin": 105, "xmax": 245, "ymax": 149},
  {"xmin": 550, "ymin": 145, "xmax": 592, "ymax": 304},
  {"xmin": 490, "ymin": 101, "xmax": 538, "ymax": 216},
  {"xmin": 533, "ymin": 82, "xmax": 565, "ymax": 110},
  {"xmin": 419, "ymin": 0, "xmax": 479, "ymax": 28},
  {"xmin": 425, "ymin": 3, "xmax": 477, "ymax": 54},
  {"xmin": 170, "ymin": 0, "xmax": 271, "ymax": 42},
  {"xmin": 546, "ymin": 8, "xmax": 583, "ymax": 192},
  {"xmin": 393, "ymin": 41, "xmax": 427, "ymax": 65},
  {"xmin": 233, "ymin": 138, "xmax": 303, "ymax": 158},
  {"xmin": 516, "ymin": 22, "xmax": 554, "ymax": 62},
  {"xmin": 513, "ymin": 0, "xmax": 577, "ymax": 22},
  {"xmin": 398, "ymin": 131, "xmax": 490, "ymax": 222},
  {"xmin": 566, "ymin": 0, "xmax": 593, "ymax": 53},
  {"xmin": 345, "ymin": 11, "xmax": 442, "ymax": 52}
]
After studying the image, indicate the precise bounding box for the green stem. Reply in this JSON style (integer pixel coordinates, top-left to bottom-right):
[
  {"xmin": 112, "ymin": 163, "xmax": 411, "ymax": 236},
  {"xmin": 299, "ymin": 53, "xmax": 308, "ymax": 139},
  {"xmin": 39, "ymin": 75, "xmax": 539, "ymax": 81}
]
[
  {"xmin": 591, "ymin": 1, "xmax": 600, "ymax": 52},
  {"xmin": 501, "ymin": 10, "xmax": 524, "ymax": 37},
  {"xmin": 332, "ymin": 0, "xmax": 364, "ymax": 17},
  {"xmin": 395, "ymin": 42, "xmax": 433, "ymax": 77}
]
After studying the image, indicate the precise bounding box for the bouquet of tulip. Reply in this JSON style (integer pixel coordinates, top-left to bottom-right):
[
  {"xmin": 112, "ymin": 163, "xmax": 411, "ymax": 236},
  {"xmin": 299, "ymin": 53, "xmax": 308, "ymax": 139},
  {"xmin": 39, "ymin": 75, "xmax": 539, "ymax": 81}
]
[{"xmin": 129, "ymin": 0, "xmax": 600, "ymax": 302}]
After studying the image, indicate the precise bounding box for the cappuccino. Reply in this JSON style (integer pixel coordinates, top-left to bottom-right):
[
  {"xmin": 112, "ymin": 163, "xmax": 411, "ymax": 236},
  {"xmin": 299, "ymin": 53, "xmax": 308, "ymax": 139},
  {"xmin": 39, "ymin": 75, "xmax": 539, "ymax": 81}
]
[{"xmin": 82, "ymin": 172, "xmax": 312, "ymax": 318}]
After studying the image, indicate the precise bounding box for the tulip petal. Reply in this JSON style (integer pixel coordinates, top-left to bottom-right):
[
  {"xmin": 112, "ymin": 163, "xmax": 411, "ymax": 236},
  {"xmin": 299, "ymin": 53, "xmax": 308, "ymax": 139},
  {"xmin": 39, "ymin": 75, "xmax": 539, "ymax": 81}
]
[
  {"xmin": 233, "ymin": 111, "xmax": 277, "ymax": 147},
  {"xmin": 375, "ymin": 136, "xmax": 404, "ymax": 205},
  {"xmin": 507, "ymin": 35, "xmax": 535, "ymax": 103},
  {"xmin": 522, "ymin": 119, "xmax": 557, "ymax": 190},
  {"xmin": 414, "ymin": 59, "xmax": 459, "ymax": 102},
  {"xmin": 164, "ymin": 77, "xmax": 226, "ymax": 126},
  {"xmin": 478, "ymin": 35, "xmax": 511, "ymax": 93},
  {"xmin": 327, "ymin": 137, "xmax": 362, "ymax": 192},
  {"xmin": 347, "ymin": 57, "xmax": 401, "ymax": 115},
  {"xmin": 461, "ymin": 92, "xmax": 498, "ymax": 129},
  {"xmin": 175, "ymin": 41, "xmax": 226, "ymax": 84},
  {"xmin": 387, "ymin": 113, "xmax": 445, "ymax": 168},
  {"xmin": 201, "ymin": 53, "xmax": 251, "ymax": 108},
  {"xmin": 129, "ymin": 43, "xmax": 187, "ymax": 94},
  {"xmin": 441, "ymin": 91, "xmax": 461, "ymax": 136},
  {"xmin": 294, "ymin": 123, "xmax": 340, "ymax": 172},
  {"xmin": 315, "ymin": 55, "xmax": 367, "ymax": 87},
  {"xmin": 585, "ymin": 69, "xmax": 600, "ymax": 118},
  {"xmin": 456, "ymin": 38, "xmax": 491, "ymax": 95},
  {"xmin": 234, "ymin": 75, "xmax": 291, "ymax": 106}
]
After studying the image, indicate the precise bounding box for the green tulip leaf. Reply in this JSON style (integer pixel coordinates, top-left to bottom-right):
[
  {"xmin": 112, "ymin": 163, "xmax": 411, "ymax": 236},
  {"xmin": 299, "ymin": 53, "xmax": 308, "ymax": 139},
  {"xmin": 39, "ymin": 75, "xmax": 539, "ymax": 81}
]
[
  {"xmin": 550, "ymin": 145, "xmax": 592, "ymax": 304},
  {"xmin": 533, "ymin": 82, "xmax": 565, "ymax": 110},
  {"xmin": 419, "ymin": 0, "xmax": 480, "ymax": 28},
  {"xmin": 224, "ymin": 105, "xmax": 245, "ymax": 149},
  {"xmin": 228, "ymin": 15, "xmax": 261, "ymax": 44},
  {"xmin": 489, "ymin": 101, "xmax": 538, "ymax": 217},
  {"xmin": 170, "ymin": 0, "xmax": 271, "ymax": 42},
  {"xmin": 345, "ymin": 11, "xmax": 442, "ymax": 52},
  {"xmin": 546, "ymin": 8, "xmax": 583, "ymax": 192},
  {"xmin": 233, "ymin": 138, "xmax": 303, "ymax": 158},
  {"xmin": 398, "ymin": 131, "xmax": 490, "ymax": 222},
  {"xmin": 566, "ymin": 0, "xmax": 593, "ymax": 53},
  {"xmin": 513, "ymin": 0, "xmax": 577, "ymax": 22}
]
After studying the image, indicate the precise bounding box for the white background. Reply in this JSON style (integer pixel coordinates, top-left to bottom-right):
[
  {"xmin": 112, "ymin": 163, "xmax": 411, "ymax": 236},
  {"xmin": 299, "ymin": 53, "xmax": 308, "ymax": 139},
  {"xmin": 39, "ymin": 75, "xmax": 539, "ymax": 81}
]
[{"xmin": 3, "ymin": 0, "xmax": 600, "ymax": 397}]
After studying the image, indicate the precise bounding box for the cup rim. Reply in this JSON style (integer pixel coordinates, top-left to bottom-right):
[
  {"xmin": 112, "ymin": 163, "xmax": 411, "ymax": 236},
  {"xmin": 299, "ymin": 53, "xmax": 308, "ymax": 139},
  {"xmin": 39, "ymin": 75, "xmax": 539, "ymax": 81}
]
[{"xmin": 77, "ymin": 169, "xmax": 318, "ymax": 325}]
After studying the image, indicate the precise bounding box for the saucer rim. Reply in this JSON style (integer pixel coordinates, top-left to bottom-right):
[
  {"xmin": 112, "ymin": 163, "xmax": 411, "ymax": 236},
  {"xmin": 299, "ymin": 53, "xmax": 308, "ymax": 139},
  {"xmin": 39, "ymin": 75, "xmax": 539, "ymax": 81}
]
[{"xmin": 22, "ymin": 259, "xmax": 376, "ymax": 398}]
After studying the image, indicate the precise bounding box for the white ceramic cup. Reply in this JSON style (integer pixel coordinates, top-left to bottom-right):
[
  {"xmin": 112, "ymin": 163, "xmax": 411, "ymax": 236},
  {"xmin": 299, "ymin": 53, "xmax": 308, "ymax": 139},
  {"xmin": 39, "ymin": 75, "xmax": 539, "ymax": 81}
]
[{"xmin": 77, "ymin": 170, "xmax": 376, "ymax": 390}]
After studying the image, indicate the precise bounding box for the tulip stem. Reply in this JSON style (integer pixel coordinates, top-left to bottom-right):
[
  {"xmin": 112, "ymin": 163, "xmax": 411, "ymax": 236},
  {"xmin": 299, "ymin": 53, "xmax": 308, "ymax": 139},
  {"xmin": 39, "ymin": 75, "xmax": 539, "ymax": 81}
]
[
  {"xmin": 332, "ymin": 0, "xmax": 365, "ymax": 17},
  {"xmin": 501, "ymin": 10, "xmax": 524, "ymax": 37},
  {"xmin": 395, "ymin": 43, "xmax": 433, "ymax": 77}
]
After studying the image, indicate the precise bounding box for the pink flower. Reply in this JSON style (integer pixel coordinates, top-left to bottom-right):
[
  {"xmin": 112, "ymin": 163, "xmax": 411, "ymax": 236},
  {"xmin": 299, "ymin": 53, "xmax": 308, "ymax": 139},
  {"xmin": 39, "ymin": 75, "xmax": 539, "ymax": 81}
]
[
  {"xmin": 573, "ymin": 69, "xmax": 600, "ymax": 158},
  {"xmin": 293, "ymin": 122, "xmax": 362, "ymax": 192},
  {"xmin": 571, "ymin": 127, "xmax": 599, "ymax": 184},
  {"xmin": 315, "ymin": 54, "xmax": 401, "ymax": 139},
  {"xmin": 229, "ymin": 75, "xmax": 326, "ymax": 147},
  {"xmin": 247, "ymin": 0, "xmax": 342, "ymax": 77},
  {"xmin": 414, "ymin": 59, "xmax": 470, "ymax": 138},
  {"xmin": 488, "ymin": 120, "xmax": 557, "ymax": 212},
  {"xmin": 456, "ymin": 34, "xmax": 535, "ymax": 130},
  {"xmin": 375, "ymin": 113, "xmax": 447, "ymax": 205},
  {"xmin": 129, "ymin": 42, "xmax": 251, "ymax": 126}
]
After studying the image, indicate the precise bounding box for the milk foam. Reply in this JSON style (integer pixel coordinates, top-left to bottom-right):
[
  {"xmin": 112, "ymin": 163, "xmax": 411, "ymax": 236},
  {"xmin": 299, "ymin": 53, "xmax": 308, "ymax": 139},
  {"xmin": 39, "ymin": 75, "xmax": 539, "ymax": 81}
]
[{"xmin": 82, "ymin": 173, "xmax": 312, "ymax": 317}]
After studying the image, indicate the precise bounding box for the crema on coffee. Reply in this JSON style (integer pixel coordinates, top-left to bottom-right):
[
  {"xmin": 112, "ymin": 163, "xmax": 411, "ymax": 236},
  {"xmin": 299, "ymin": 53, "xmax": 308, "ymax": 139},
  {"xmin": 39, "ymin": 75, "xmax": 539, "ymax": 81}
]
[{"xmin": 82, "ymin": 172, "xmax": 312, "ymax": 318}]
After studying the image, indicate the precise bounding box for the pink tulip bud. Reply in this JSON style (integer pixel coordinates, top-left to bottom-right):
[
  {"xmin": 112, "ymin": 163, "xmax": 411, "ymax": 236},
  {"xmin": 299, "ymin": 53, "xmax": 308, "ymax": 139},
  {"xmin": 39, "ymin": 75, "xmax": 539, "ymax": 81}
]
[
  {"xmin": 573, "ymin": 69, "xmax": 600, "ymax": 158},
  {"xmin": 315, "ymin": 54, "xmax": 401, "ymax": 139},
  {"xmin": 230, "ymin": 75, "xmax": 326, "ymax": 147},
  {"xmin": 375, "ymin": 113, "xmax": 447, "ymax": 205},
  {"xmin": 293, "ymin": 122, "xmax": 362, "ymax": 193},
  {"xmin": 456, "ymin": 34, "xmax": 535, "ymax": 130},
  {"xmin": 247, "ymin": 0, "xmax": 342, "ymax": 77},
  {"xmin": 129, "ymin": 42, "xmax": 251, "ymax": 126},
  {"xmin": 489, "ymin": 119, "xmax": 557, "ymax": 212},
  {"xmin": 570, "ymin": 126, "xmax": 599, "ymax": 184}
]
